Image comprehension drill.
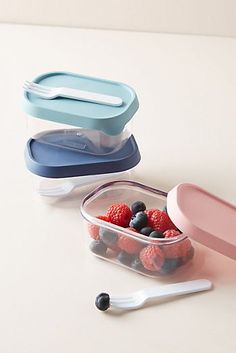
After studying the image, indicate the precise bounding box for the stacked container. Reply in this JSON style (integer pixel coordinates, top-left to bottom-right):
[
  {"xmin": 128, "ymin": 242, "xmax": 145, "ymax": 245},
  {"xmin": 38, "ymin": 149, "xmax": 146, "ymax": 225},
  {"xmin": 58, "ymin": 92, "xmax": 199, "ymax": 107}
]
[
  {"xmin": 24, "ymin": 72, "xmax": 236, "ymax": 278},
  {"xmin": 24, "ymin": 72, "xmax": 141, "ymax": 194}
]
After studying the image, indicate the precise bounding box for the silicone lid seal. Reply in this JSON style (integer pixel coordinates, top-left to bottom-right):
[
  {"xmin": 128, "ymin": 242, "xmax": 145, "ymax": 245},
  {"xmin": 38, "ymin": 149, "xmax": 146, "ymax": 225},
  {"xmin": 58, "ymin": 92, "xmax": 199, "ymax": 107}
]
[
  {"xmin": 167, "ymin": 183, "xmax": 236, "ymax": 260},
  {"xmin": 23, "ymin": 71, "xmax": 139, "ymax": 136}
]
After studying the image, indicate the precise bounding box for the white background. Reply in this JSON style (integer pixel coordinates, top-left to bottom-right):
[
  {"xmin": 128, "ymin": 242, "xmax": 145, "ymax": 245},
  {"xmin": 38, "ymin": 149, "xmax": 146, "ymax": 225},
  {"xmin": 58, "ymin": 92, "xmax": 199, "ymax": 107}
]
[
  {"xmin": 0, "ymin": 23, "xmax": 236, "ymax": 353},
  {"xmin": 0, "ymin": 0, "xmax": 236, "ymax": 36},
  {"xmin": 0, "ymin": 1, "xmax": 236, "ymax": 352}
]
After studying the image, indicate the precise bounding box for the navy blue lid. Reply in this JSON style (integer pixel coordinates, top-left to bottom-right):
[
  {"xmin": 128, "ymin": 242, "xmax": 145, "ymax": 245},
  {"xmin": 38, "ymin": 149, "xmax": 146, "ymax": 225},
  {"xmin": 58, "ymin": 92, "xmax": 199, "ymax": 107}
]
[{"xmin": 25, "ymin": 135, "xmax": 141, "ymax": 178}]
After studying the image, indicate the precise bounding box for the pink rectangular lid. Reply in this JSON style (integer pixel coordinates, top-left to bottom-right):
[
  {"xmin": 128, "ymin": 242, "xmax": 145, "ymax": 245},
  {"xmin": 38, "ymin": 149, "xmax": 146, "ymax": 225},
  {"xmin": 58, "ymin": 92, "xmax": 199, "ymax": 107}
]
[{"xmin": 167, "ymin": 183, "xmax": 236, "ymax": 260}]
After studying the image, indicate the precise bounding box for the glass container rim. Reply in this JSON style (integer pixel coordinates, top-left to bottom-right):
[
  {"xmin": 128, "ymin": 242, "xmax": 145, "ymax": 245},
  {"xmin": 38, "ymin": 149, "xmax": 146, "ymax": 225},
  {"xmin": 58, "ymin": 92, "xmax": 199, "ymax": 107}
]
[{"xmin": 80, "ymin": 179, "xmax": 187, "ymax": 244}]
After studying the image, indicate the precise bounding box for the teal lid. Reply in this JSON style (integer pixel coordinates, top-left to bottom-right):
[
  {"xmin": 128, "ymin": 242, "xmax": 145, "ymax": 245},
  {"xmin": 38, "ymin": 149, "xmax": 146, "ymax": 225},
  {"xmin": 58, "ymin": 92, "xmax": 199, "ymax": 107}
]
[{"xmin": 23, "ymin": 71, "xmax": 139, "ymax": 136}]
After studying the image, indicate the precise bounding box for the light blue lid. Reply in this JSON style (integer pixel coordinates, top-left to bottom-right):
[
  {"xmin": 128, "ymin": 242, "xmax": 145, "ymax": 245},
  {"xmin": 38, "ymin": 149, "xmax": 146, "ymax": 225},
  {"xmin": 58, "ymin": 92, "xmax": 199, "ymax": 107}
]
[{"xmin": 23, "ymin": 71, "xmax": 139, "ymax": 136}]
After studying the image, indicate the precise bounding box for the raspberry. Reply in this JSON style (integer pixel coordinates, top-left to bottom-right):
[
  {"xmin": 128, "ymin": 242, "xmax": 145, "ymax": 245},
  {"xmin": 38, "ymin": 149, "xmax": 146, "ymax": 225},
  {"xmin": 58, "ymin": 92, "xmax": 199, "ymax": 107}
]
[
  {"xmin": 179, "ymin": 238, "xmax": 192, "ymax": 257},
  {"xmin": 107, "ymin": 203, "xmax": 132, "ymax": 227},
  {"xmin": 118, "ymin": 230, "xmax": 143, "ymax": 254},
  {"xmin": 106, "ymin": 248, "xmax": 119, "ymax": 259},
  {"xmin": 164, "ymin": 229, "xmax": 181, "ymax": 238},
  {"xmin": 162, "ymin": 238, "xmax": 192, "ymax": 258},
  {"xmin": 139, "ymin": 245, "xmax": 164, "ymax": 271},
  {"xmin": 87, "ymin": 215, "xmax": 110, "ymax": 240},
  {"xmin": 145, "ymin": 208, "xmax": 158, "ymax": 220},
  {"xmin": 126, "ymin": 227, "xmax": 137, "ymax": 233},
  {"xmin": 162, "ymin": 243, "xmax": 181, "ymax": 258},
  {"xmin": 146, "ymin": 209, "xmax": 177, "ymax": 232}
]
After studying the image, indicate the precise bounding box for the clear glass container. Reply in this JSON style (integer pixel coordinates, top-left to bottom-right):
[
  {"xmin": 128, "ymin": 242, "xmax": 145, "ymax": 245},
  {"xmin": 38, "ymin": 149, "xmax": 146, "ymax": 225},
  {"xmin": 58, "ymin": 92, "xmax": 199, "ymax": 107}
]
[
  {"xmin": 81, "ymin": 180, "xmax": 196, "ymax": 277},
  {"xmin": 27, "ymin": 116, "xmax": 132, "ymax": 155},
  {"xmin": 33, "ymin": 171, "xmax": 132, "ymax": 198}
]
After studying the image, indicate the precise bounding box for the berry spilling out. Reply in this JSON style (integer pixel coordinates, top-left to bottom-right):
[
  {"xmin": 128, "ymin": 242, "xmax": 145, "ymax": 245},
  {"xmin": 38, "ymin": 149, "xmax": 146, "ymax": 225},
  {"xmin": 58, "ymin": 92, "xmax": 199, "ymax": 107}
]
[
  {"xmin": 95, "ymin": 293, "xmax": 110, "ymax": 311},
  {"xmin": 87, "ymin": 199, "xmax": 194, "ymax": 276}
]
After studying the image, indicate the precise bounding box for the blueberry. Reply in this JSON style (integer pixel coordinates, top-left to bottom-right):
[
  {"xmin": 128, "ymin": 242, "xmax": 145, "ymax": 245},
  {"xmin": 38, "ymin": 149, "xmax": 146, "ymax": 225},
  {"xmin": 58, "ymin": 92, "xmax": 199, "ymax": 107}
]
[
  {"xmin": 89, "ymin": 240, "xmax": 107, "ymax": 256},
  {"xmin": 117, "ymin": 251, "xmax": 134, "ymax": 266},
  {"xmin": 129, "ymin": 211, "xmax": 148, "ymax": 230},
  {"xmin": 99, "ymin": 228, "xmax": 118, "ymax": 247},
  {"xmin": 95, "ymin": 292, "xmax": 110, "ymax": 311},
  {"xmin": 140, "ymin": 227, "xmax": 153, "ymax": 236},
  {"xmin": 149, "ymin": 230, "xmax": 165, "ymax": 238},
  {"xmin": 131, "ymin": 201, "xmax": 146, "ymax": 215},
  {"xmin": 131, "ymin": 257, "xmax": 145, "ymax": 272},
  {"xmin": 160, "ymin": 258, "xmax": 182, "ymax": 274}
]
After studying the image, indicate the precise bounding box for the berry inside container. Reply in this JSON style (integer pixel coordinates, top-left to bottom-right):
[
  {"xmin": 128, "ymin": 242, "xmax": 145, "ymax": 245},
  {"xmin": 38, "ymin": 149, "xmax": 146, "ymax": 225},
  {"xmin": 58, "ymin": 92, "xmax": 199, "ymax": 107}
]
[
  {"xmin": 80, "ymin": 180, "xmax": 195, "ymax": 277},
  {"xmin": 81, "ymin": 180, "xmax": 236, "ymax": 277}
]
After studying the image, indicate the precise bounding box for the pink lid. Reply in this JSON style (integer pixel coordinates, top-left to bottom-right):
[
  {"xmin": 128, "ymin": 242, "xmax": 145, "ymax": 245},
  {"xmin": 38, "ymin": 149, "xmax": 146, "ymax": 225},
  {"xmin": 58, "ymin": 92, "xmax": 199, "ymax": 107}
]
[{"xmin": 167, "ymin": 183, "xmax": 236, "ymax": 260}]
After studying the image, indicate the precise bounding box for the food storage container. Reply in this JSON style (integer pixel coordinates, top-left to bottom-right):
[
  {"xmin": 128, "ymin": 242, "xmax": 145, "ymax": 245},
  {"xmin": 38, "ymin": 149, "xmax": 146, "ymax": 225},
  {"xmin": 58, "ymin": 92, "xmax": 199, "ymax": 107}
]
[
  {"xmin": 24, "ymin": 72, "xmax": 138, "ymax": 154},
  {"xmin": 24, "ymin": 133, "xmax": 140, "ymax": 197},
  {"xmin": 23, "ymin": 72, "xmax": 141, "ymax": 197},
  {"xmin": 81, "ymin": 180, "xmax": 236, "ymax": 277}
]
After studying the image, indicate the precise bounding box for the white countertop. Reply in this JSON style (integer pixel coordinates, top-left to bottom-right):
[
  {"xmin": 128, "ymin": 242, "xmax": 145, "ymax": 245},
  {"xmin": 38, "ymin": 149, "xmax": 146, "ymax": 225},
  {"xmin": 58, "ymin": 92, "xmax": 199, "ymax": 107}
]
[{"xmin": 0, "ymin": 23, "xmax": 236, "ymax": 353}]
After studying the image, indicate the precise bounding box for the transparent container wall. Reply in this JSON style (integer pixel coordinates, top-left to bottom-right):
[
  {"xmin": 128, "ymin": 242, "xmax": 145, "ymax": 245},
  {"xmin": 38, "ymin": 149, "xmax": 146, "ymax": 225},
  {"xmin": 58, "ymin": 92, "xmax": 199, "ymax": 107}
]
[
  {"xmin": 32, "ymin": 171, "xmax": 133, "ymax": 199},
  {"xmin": 81, "ymin": 181, "xmax": 196, "ymax": 278},
  {"xmin": 27, "ymin": 116, "xmax": 132, "ymax": 155}
]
